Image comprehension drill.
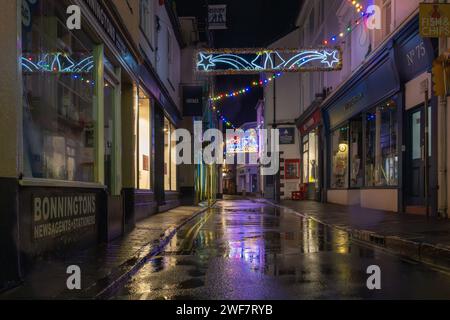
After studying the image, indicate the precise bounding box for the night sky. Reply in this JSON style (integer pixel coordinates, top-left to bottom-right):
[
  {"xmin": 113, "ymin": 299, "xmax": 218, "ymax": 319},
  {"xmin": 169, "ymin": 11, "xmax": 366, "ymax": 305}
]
[{"xmin": 174, "ymin": 0, "xmax": 302, "ymax": 127}]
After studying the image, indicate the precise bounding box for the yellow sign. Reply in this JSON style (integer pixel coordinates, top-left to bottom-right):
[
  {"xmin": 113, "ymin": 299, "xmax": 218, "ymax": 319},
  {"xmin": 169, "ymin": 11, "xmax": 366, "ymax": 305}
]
[{"xmin": 420, "ymin": 3, "xmax": 450, "ymax": 38}]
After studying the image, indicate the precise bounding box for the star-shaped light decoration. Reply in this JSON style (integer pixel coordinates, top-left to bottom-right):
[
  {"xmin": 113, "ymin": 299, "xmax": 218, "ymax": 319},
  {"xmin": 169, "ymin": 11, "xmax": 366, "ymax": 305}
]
[
  {"xmin": 197, "ymin": 53, "xmax": 216, "ymax": 71},
  {"xmin": 321, "ymin": 50, "xmax": 340, "ymax": 68}
]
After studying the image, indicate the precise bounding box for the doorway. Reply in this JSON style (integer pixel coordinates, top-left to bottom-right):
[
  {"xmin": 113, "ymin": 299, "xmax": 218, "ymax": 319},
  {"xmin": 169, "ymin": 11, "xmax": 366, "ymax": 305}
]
[{"xmin": 405, "ymin": 105, "xmax": 432, "ymax": 214}]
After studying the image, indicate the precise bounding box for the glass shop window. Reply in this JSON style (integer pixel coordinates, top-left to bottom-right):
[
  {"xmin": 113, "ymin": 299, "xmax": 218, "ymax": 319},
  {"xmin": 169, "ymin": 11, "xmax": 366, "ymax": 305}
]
[
  {"xmin": 104, "ymin": 81, "xmax": 114, "ymax": 192},
  {"xmin": 138, "ymin": 90, "xmax": 152, "ymax": 190},
  {"xmin": 302, "ymin": 135, "xmax": 309, "ymax": 183},
  {"xmin": 302, "ymin": 131, "xmax": 319, "ymax": 184},
  {"xmin": 22, "ymin": 0, "xmax": 96, "ymax": 182},
  {"xmin": 365, "ymin": 100, "xmax": 398, "ymax": 187},
  {"xmin": 330, "ymin": 126, "xmax": 349, "ymax": 189},
  {"xmin": 350, "ymin": 117, "xmax": 363, "ymax": 188},
  {"xmin": 164, "ymin": 118, "xmax": 178, "ymax": 191}
]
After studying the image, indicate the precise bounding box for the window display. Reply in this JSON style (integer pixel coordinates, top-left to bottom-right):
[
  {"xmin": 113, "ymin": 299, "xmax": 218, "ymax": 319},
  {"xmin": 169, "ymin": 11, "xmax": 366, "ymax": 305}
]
[
  {"xmin": 164, "ymin": 118, "xmax": 177, "ymax": 191},
  {"xmin": 302, "ymin": 131, "xmax": 319, "ymax": 184},
  {"xmin": 350, "ymin": 118, "xmax": 363, "ymax": 188},
  {"xmin": 365, "ymin": 100, "xmax": 398, "ymax": 187},
  {"xmin": 138, "ymin": 90, "xmax": 152, "ymax": 190},
  {"xmin": 331, "ymin": 126, "xmax": 349, "ymax": 189},
  {"xmin": 22, "ymin": 0, "xmax": 96, "ymax": 182}
]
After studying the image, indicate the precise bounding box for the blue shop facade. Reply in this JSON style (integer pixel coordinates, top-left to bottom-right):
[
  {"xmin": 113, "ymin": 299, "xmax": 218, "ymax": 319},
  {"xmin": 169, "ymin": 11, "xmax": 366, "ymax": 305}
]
[{"xmin": 322, "ymin": 15, "xmax": 438, "ymax": 214}]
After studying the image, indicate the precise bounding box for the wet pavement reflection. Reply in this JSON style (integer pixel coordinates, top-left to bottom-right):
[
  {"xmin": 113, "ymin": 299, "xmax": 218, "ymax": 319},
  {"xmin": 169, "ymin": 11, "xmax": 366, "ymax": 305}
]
[{"xmin": 112, "ymin": 200, "xmax": 450, "ymax": 300}]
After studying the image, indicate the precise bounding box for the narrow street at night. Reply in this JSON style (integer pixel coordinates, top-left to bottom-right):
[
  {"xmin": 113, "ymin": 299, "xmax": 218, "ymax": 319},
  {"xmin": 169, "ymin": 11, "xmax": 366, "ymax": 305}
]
[
  {"xmin": 3, "ymin": 0, "xmax": 450, "ymax": 309},
  {"xmin": 112, "ymin": 199, "xmax": 450, "ymax": 300}
]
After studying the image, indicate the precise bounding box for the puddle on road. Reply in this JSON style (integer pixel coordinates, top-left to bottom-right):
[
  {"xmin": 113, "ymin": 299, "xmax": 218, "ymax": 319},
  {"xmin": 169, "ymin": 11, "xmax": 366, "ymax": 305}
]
[{"xmin": 113, "ymin": 201, "xmax": 372, "ymax": 299}]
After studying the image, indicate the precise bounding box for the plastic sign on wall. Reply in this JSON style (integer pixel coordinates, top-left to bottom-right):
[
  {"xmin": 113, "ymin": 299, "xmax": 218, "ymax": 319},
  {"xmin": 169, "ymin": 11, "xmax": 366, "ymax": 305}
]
[
  {"xmin": 196, "ymin": 48, "xmax": 342, "ymax": 75},
  {"xmin": 420, "ymin": 3, "xmax": 450, "ymax": 38}
]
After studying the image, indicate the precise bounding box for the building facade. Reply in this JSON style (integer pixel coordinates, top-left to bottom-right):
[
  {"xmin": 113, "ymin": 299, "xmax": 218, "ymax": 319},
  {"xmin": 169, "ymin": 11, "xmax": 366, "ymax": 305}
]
[
  {"xmin": 263, "ymin": 0, "xmax": 449, "ymax": 217},
  {"xmin": 263, "ymin": 30, "xmax": 303, "ymax": 201},
  {"xmin": 0, "ymin": 0, "xmax": 184, "ymax": 291}
]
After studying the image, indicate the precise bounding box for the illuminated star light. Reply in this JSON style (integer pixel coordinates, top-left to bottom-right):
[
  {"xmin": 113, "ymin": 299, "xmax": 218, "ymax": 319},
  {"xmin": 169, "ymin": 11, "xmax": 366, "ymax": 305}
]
[
  {"xmin": 197, "ymin": 53, "xmax": 216, "ymax": 71},
  {"xmin": 321, "ymin": 50, "xmax": 340, "ymax": 68}
]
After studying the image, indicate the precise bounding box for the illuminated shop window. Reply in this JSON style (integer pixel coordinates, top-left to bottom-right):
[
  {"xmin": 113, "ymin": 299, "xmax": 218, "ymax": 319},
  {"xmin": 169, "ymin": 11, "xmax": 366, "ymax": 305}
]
[
  {"xmin": 164, "ymin": 118, "xmax": 177, "ymax": 191},
  {"xmin": 331, "ymin": 126, "xmax": 349, "ymax": 189},
  {"xmin": 138, "ymin": 90, "xmax": 152, "ymax": 190},
  {"xmin": 22, "ymin": 0, "xmax": 96, "ymax": 182}
]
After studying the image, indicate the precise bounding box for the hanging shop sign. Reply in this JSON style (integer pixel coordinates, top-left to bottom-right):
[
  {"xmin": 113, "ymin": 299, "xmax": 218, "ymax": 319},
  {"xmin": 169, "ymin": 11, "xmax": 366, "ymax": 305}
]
[
  {"xmin": 420, "ymin": 3, "xmax": 450, "ymax": 38},
  {"xmin": 279, "ymin": 127, "xmax": 296, "ymax": 145},
  {"xmin": 299, "ymin": 110, "xmax": 321, "ymax": 135},
  {"xmin": 196, "ymin": 48, "xmax": 342, "ymax": 75},
  {"xmin": 183, "ymin": 86, "xmax": 204, "ymax": 117},
  {"xmin": 208, "ymin": 5, "xmax": 227, "ymax": 30}
]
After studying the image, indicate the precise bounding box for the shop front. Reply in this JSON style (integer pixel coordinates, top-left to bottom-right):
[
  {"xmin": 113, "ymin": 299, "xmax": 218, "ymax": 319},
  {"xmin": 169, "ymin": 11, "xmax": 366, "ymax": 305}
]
[
  {"xmin": 394, "ymin": 16, "xmax": 437, "ymax": 215},
  {"xmin": 136, "ymin": 56, "xmax": 181, "ymax": 218},
  {"xmin": 323, "ymin": 15, "xmax": 437, "ymax": 214},
  {"xmin": 323, "ymin": 43, "xmax": 401, "ymax": 212},
  {"xmin": 0, "ymin": 0, "xmax": 140, "ymax": 288},
  {"xmin": 297, "ymin": 108, "xmax": 322, "ymax": 201}
]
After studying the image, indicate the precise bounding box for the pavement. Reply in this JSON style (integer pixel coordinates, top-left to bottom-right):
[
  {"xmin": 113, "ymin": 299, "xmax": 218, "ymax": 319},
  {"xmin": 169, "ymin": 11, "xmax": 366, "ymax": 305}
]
[
  {"xmin": 111, "ymin": 200, "xmax": 450, "ymax": 300},
  {"xmin": 0, "ymin": 206, "xmax": 208, "ymax": 300},
  {"xmin": 257, "ymin": 199, "xmax": 450, "ymax": 270}
]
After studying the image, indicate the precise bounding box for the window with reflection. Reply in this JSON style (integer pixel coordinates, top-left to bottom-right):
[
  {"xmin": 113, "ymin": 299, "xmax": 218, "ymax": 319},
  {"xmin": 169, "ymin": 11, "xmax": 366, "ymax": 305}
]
[
  {"xmin": 22, "ymin": 0, "xmax": 96, "ymax": 182},
  {"xmin": 365, "ymin": 100, "xmax": 398, "ymax": 187},
  {"xmin": 350, "ymin": 117, "xmax": 363, "ymax": 188}
]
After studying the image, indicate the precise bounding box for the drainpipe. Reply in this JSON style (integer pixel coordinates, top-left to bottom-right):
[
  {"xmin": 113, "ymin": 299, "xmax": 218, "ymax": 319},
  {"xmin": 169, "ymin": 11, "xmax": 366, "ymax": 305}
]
[{"xmin": 438, "ymin": 0, "xmax": 448, "ymax": 218}]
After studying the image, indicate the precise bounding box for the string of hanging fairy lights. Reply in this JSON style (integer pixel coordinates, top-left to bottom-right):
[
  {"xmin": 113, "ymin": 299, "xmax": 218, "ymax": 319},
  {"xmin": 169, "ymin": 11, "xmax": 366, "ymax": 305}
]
[
  {"xmin": 323, "ymin": 1, "xmax": 374, "ymax": 45},
  {"xmin": 209, "ymin": 73, "xmax": 282, "ymax": 102},
  {"xmin": 212, "ymin": 104, "xmax": 236, "ymax": 129}
]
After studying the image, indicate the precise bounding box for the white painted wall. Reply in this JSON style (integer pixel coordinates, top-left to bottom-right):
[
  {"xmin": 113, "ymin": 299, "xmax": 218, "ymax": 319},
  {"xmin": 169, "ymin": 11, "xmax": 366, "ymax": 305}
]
[{"xmin": 155, "ymin": 4, "xmax": 181, "ymax": 112}]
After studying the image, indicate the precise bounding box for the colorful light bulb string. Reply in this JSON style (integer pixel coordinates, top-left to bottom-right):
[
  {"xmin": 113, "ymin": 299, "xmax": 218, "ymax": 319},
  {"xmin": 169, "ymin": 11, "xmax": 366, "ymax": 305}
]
[
  {"xmin": 209, "ymin": 72, "xmax": 282, "ymax": 102},
  {"xmin": 323, "ymin": 1, "xmax": 374, "ymax": 45},
  {"xmin": 211, "ymin": 105, "xmax": 236, "ymax": 129}
]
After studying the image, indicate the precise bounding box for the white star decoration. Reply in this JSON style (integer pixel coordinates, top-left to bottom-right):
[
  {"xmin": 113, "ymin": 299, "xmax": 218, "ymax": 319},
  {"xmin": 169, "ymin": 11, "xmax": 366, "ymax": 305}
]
[
  {"xmin": 321, "ymin": 50, "xmax": 340, "ymax": 68},
  {"xmin": 197, "ymin": 53, "xmax": 216, "ymax": 71}
]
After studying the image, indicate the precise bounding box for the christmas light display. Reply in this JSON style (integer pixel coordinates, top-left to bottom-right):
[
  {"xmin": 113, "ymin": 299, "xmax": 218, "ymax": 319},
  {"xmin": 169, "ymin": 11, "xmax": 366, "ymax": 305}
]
[
  {"xmin": 226, "ymin": 129, "xmax": 259, "ymax": 154},
  {"xmin": 210, "ymin": 73, "xmax": 282, "ymax": 102},
  {"xmin": 21, "ymin": 53, "xmax": 94, "ymax": 73},
  {"xmin": 322, "ymin": 4, "xmax": 376, "ymax": 45},
  {"xmin": 196, "ymin": 48, "xmax": 342, "ymax": 75}
]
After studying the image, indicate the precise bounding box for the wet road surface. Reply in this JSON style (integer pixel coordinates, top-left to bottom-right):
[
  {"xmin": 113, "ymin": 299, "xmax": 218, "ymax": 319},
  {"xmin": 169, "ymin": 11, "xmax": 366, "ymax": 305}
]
[{"xmin": 112, "ymin": 200, "xmax": 450, "ymax": 300}]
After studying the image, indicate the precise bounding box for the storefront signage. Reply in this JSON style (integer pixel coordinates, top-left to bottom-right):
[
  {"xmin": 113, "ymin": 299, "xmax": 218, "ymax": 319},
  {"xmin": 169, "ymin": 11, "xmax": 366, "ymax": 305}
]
[
  {"xmin": 32, "ymin": 194, "xmax": 97, "ymax": 241},
  {"xmin": 82, "ymin": 0, "xmax": 138, "ymax": 73},
  {"xmin": 327, "ymin": 54, "xmax": 399, "ymax": 130},
  {"xmin": 420, "ymin": 3, "xmax": 450, "ymax": 38},
  {"xmin": 279, "ymin": 127, "xmax": 296, "ymax": 145},
  {"xmin": 396, "ymin": 32, "xmax": 434, "ymax": 82},
  {"xmin": 183, "ymin": 86, "xmax": 203, "ymax": 117},
  {"xmin": 299, "ymin": 110, "xmax": 321, "ymax": 135}
]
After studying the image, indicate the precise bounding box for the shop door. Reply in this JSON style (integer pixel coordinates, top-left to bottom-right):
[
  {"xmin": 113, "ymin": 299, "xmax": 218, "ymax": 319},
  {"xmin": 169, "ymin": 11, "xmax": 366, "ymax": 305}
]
[
  {"xmin": 405, "ymin": 107, "xmax": 431, "ymax": 208},
  {"xmin": 251, "ymin": 174, "xmax": 258, "ymax": 193}
]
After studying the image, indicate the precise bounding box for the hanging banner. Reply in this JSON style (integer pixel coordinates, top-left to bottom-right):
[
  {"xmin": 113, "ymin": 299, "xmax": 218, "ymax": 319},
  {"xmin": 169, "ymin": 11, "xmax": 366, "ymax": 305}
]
[
  {"xmin": 196, "ymin": 48, "xmax": 342, "ymax": 74},
  {"xmin": 420, "ymin": 3, "xmax": 450, "ymax": 38},
  {"xmin": 208, "ymin": 5, "xmax": 227, "ymax": 30}
]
